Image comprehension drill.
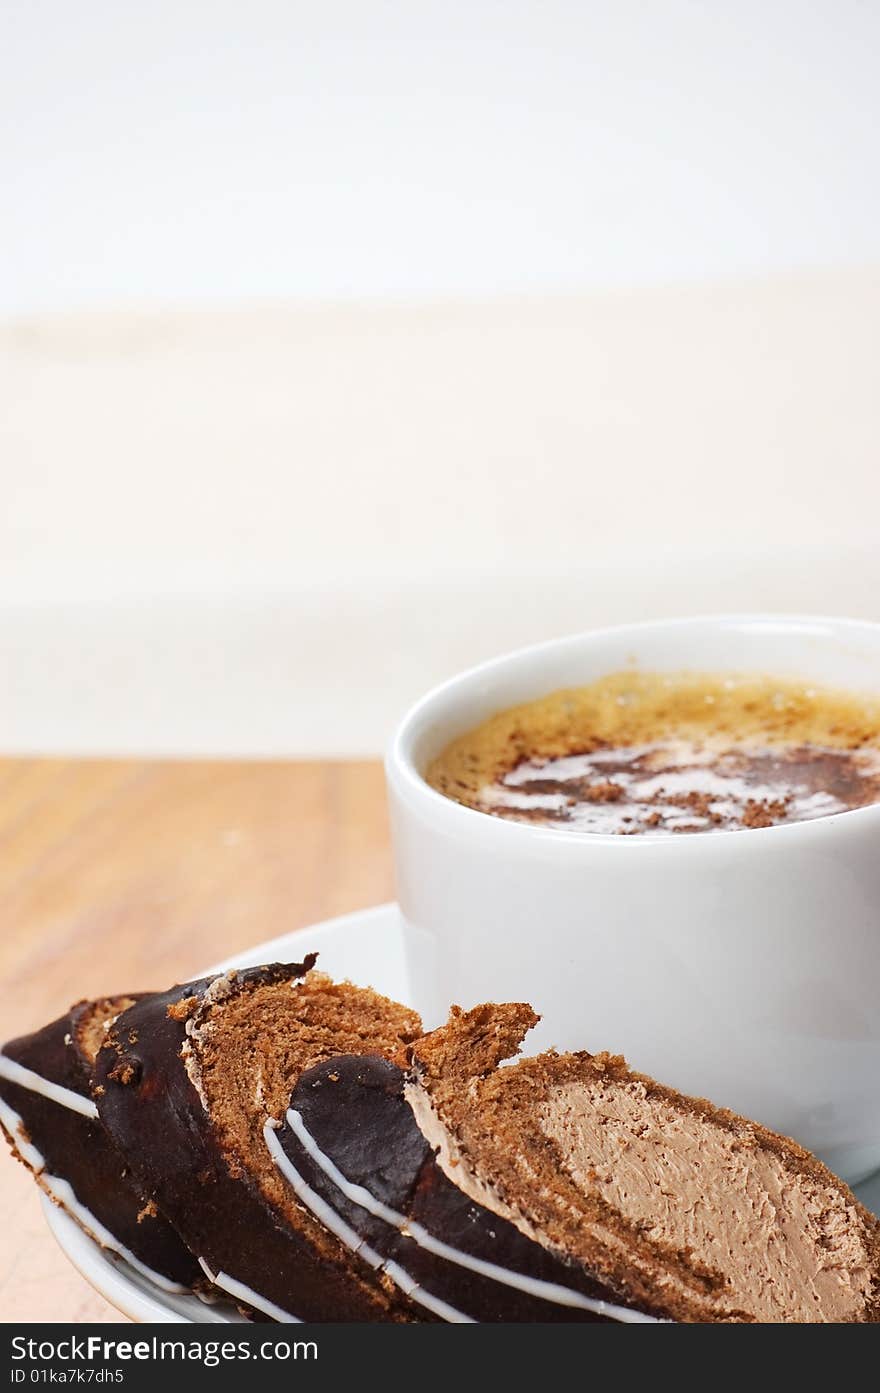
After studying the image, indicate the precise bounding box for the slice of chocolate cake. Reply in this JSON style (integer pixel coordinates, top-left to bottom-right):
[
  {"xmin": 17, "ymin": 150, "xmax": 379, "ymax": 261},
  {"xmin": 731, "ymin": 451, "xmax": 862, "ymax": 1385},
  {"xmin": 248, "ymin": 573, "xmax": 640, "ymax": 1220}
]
[
  {"xmin": 0, "ymin": 997, "xmax": 200, "ymax": 1293},
  {"xmin": 93, "ymin": 958, "xmax": 424, "ymax": 1322},
  {"xmin": 401, "ymin": 1004, "xmax": 880, "ymax": 1323},
  {"xmin": 267, "ymin": 1052, "xmax": 655, "ymax": 1321}
]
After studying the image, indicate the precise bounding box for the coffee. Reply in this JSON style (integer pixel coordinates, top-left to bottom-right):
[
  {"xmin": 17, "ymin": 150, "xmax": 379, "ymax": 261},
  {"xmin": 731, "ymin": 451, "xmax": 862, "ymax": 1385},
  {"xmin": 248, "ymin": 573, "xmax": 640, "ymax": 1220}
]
[{"xmin": 426, "ymin": 672, "xmax": 880, "ymax": 835}]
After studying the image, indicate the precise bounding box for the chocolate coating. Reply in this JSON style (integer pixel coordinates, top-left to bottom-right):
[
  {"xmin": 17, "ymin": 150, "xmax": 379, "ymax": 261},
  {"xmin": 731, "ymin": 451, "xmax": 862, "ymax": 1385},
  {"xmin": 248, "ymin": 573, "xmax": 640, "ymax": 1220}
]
[{"xmin": 1, "ymin": 1000, "xmax": 200, "ymax": 1288}]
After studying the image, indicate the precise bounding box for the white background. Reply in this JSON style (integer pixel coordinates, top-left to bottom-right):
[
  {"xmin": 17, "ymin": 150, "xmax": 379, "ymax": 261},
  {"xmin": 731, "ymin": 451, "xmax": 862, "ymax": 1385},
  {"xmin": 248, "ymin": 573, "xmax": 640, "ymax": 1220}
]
[
  {"xmin": 4, "ymin": 1, "xmax": 880, "ymax": 310},
  {"xmin": 3, "ymin": 2, "xmax": 880, "ymax": 754}
]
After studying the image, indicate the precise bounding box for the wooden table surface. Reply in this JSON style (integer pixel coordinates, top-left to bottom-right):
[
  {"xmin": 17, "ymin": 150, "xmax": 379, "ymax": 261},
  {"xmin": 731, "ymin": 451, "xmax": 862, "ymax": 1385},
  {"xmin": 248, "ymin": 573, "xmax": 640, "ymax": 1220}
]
[{"xmin": 0, "ymin": 757, "xmax": 394, "ymax": 1323}]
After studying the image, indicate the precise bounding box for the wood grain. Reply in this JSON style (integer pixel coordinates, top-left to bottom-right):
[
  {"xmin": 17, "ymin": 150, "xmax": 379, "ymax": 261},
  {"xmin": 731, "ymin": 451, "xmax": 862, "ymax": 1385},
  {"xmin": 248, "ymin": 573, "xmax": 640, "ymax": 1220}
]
[{"xmin": 0, "ymin": 757, "xmax": 394, "ymax": 1322}]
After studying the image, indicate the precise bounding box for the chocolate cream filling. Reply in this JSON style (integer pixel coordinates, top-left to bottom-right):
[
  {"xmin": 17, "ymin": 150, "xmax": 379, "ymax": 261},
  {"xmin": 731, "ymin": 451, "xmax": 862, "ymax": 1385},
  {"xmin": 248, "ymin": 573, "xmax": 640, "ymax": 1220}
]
[{"xmin": 537, "ymin": 1078, "xmax": 873, "ymax": 1322}]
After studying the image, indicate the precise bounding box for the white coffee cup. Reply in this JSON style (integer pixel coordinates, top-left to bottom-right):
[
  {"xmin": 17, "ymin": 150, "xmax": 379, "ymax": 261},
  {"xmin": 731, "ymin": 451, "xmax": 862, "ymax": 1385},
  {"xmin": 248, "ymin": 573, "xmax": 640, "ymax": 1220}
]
[{"xmin": 386, "ymin": 614, "xmax": 880, "ymax": 1185}]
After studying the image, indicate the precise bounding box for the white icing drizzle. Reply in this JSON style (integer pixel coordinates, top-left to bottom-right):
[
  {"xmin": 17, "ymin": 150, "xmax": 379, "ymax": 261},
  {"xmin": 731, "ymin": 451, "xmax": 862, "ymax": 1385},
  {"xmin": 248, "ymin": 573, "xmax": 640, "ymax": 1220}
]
[
  {"xmin": 0, "ymin": 1094, "xmax": 189, "ymax": 1294},
  {"xmin": 197, "ymin": 1258, "xmax": 302, "ymax": 1324},
  {"xmin": 381, "ymin": 1259, "xmax": 475, "ymax": 1323},
  {"xmin": 263, "ymin": 1120, "xmax": 473, "ymax": 1323},
  {"xmin": 0, "ymin": 1052, "xmax": 99, "ymax": 1120},
  {"xmin": 264, "ymin": 1126, "xmax": 385, "ymax": 1272},
  {"xmin": 283, "ymin": 1106, "xmax": 659, "ymax": 1324}
]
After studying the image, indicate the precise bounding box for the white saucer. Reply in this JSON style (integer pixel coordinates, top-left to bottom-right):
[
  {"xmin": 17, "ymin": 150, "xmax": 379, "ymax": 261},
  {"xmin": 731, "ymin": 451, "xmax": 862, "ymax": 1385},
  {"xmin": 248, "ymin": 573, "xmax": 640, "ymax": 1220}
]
[{"xmin": 43, "ymin": 901, "xmax": 880, "ymax": 1323}]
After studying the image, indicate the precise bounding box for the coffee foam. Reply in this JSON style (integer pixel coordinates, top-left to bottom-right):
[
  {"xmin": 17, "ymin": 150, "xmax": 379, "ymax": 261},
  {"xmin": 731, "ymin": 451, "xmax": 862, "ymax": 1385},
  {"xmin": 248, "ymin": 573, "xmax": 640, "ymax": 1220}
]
[{"xmin": 426, "ymin": 671, "xmax": 880, "ymax": 835}]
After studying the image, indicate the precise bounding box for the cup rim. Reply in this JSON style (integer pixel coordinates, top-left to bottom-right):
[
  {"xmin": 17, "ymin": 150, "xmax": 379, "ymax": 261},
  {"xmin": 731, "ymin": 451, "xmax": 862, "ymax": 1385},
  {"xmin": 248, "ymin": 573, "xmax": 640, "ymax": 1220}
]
[{"xmin": 386, "ymin": 611, "xmax": 880, "ymax": 849}]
